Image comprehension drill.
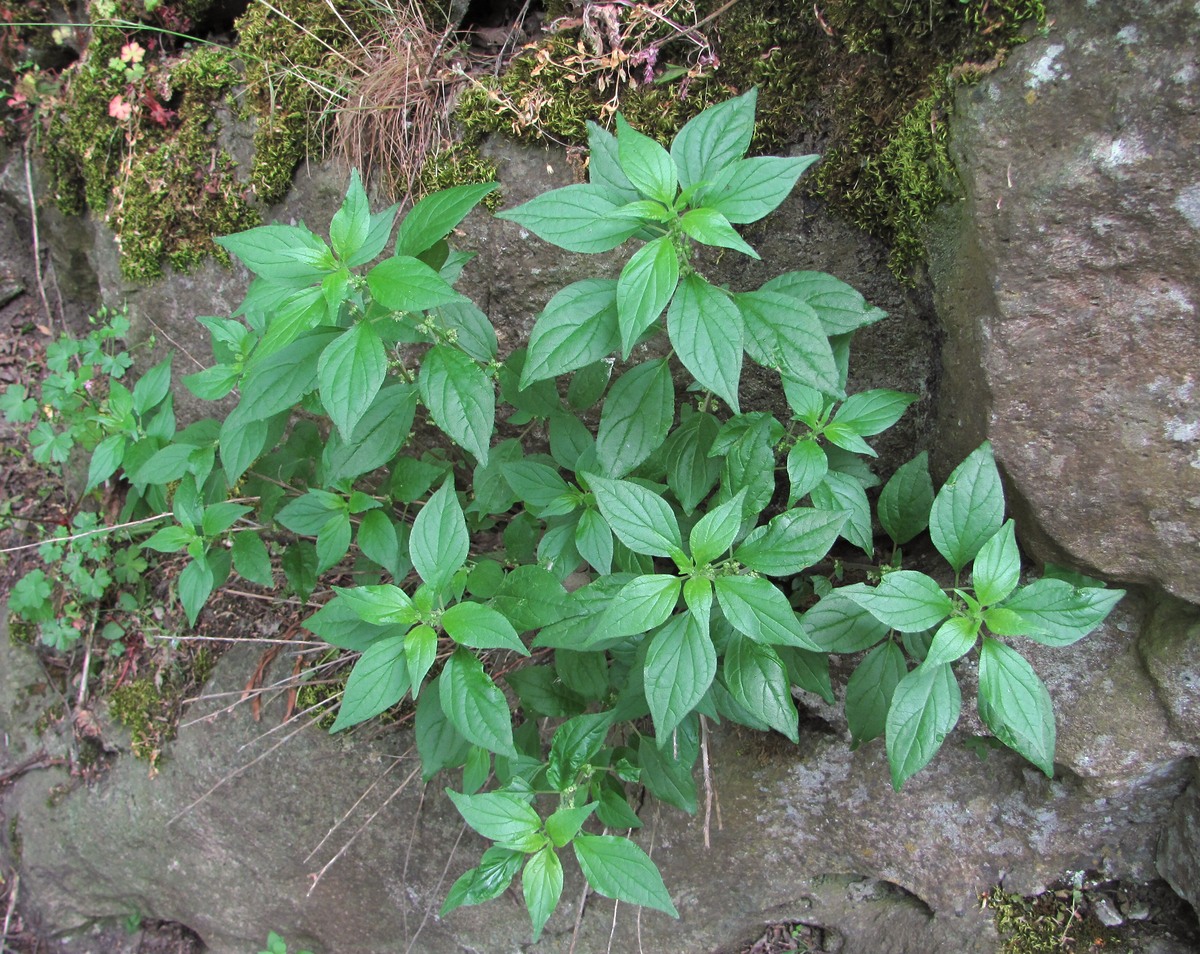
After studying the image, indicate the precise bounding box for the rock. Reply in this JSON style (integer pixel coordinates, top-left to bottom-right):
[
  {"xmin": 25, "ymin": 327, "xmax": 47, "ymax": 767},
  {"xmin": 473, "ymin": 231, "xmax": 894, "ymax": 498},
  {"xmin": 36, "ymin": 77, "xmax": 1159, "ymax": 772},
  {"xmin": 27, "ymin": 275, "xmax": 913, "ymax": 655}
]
[
  {"xmin": 3, "ymin": 590, "xmax": 1194, "ymax": 954},
  {"xmin": 928, "ymin": 0, "xmax": 1200, "ymax": 602},
  {"xmin": 1159, "ymin": 767, "xmax": 1200, "ymax": 921}
]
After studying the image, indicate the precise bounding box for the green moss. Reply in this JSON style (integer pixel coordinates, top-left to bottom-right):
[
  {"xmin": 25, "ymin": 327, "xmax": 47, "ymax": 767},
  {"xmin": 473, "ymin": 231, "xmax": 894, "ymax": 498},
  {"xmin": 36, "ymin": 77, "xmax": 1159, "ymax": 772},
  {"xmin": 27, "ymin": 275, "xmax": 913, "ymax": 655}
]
[
  {"xmin": 417, "ymin": 141, "xmax": 501, "ymax": 211},
  {"xmin": 38, "ymin": 35, "xmax": 258, "ymax": 281},
  {"xmin": 109, "ymin": 677, "xmax": 167, "ymax": 763},
  {"xmin": 6, "ymin": 814, "xmax": 21, "ymax": 866},
  {"xmin": 985, "ymin": 885, "xmax": 1117, "ymax": 953},
  {"xmin": 234, "ymin": 0, "xmax": 370, "ymax": 204}
]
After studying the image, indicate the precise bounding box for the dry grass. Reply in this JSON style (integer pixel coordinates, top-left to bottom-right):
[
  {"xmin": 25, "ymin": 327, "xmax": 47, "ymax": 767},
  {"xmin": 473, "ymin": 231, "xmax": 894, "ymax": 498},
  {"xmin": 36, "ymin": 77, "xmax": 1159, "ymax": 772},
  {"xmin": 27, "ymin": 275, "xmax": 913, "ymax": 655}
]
[{"xmin": 333, "ymin": 1, "xmax": 464, "ymax": 201}]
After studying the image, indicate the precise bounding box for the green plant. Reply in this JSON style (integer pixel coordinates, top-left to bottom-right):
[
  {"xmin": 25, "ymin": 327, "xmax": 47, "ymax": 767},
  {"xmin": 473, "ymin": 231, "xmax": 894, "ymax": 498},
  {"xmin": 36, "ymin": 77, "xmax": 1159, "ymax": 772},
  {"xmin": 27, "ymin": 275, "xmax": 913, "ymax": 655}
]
[
  {"xmin": 259, "ymin": 931, "xmax": 314, "ymax": 954},
  {"xmin": 56, "ymin": 91, "xmax": 1119, "ymax": 939},
  {"xmin": 2, "ymin": 307, "xmax": 166, "ymax": 650}
]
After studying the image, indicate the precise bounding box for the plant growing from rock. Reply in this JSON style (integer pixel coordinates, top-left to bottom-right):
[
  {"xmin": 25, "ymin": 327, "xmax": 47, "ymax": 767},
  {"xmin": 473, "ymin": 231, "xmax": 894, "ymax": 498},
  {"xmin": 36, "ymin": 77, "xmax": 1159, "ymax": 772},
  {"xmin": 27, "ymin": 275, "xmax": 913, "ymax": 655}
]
[{"xmin": 18, "ymin": 90, "xmax": 1121, "ymax": 939}]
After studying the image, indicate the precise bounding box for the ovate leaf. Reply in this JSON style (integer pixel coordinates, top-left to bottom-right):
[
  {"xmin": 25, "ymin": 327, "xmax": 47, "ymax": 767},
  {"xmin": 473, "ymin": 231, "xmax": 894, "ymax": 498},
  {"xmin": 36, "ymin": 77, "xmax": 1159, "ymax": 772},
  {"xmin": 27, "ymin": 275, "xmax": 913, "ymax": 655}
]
[
  {"xmin": 977, "ymin": 637, "xmax": 1056, "ymax": 777},
  {"xmin": 929, "ymin": 442, "xmax": 1005, "ymax": 574},
  {"xmin": 885, "ymin": 663, "xmax": 961, "ymax": 790},
  {"xmin": 573, "ymin": 834, "xmax": 679, "ymax": 917}
]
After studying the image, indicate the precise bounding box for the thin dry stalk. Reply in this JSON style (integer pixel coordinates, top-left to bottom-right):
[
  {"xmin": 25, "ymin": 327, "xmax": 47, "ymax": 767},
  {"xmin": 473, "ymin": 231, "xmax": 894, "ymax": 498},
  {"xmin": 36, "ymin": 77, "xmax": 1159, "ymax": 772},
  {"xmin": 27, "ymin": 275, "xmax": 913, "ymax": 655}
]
[
  {"xmin": 1, "ymin": 871, "xmax": 18, "ymax": 954},
  {"xmin": 307, "ymin": 762, "xmax": 421, "ymax": 895},
  {"xmin": 305, "ymin": 751, "xmax": 407, "ymax": 862},
  {"xmin": 334, "ymin": 1, "xmax": 463, "ymax": 200},
  {"xmin": 403, "ymin": 822, "xmax": 467, "ymax": 954}
]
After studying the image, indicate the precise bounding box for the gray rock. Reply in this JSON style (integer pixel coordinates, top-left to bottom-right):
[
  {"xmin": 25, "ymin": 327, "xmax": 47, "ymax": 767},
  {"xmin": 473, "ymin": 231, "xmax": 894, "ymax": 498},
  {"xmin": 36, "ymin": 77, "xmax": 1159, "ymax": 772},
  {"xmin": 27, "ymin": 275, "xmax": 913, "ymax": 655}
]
[
  {"xmin": 1159, "ymin": 767, "xmax": 1200, "ymax": 922},
  {"xmin": 3, "ymin": 585, "xmax": 1192, "ymax": 954},
  {"xmin": 928, "ymin": 0, "xmax": 1200, "ymax": 602}
]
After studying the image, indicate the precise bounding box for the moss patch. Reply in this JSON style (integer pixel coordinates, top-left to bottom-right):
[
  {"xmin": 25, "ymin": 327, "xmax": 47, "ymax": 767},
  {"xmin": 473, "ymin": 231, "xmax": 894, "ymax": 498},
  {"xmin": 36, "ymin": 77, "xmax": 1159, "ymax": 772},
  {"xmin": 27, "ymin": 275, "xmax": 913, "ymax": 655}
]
[{"xmin": 109, "ymin": 676, "xmax": 170, "ymax": 764}]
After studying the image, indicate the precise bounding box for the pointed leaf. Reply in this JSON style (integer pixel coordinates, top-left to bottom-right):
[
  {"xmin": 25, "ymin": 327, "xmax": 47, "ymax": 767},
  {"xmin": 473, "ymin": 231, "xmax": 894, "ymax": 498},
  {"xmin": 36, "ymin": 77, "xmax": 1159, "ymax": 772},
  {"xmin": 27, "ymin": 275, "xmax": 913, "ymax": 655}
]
[
  {"xmin": 595, "ymin": 358, "xmax": 673, "ymax": 477},
  {"xmin": 410, "ymin": 480, "xmax": 469, "ymax": 591},
  {"xmin": 667, "ymin": 275, "xmax": 743, "ymax": 413},
  {"xmin": 645, "ymin": 612, "xmax": 716, "ymax": 740},
  {"xmin": 930, "ymin": 442, "xmax": 1005, "ymax": 573},
  {"xmin": 978, "ymin": 638, "xmax": 1056, "ymax": 777},
  {"xmin": 440, "ymin": 648, "xmax": 517, "ymax": 757},
  {"xmin": 886, "ymin": 663, "xmax": 961, "ymax": 790},
  {"xmin": 573, "ymin": 834, "xmax": 678, "ymax": 917},
  {"xmin": 329, "ymin": 633, "xmax": 410, "ymax": 731}
]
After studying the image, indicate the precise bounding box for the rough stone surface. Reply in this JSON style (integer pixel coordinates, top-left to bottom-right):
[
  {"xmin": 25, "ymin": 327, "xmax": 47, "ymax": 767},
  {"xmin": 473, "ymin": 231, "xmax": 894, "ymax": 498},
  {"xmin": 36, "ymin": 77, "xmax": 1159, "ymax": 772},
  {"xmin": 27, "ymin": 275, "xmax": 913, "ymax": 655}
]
[
  {"xmin": 1159, "ymin": 767, "xmax": 1200, "ymax": 923},
  {"xmin": 3, "ymin": 585, "xmax": 1195, "ymax": 954},
  {"xmin": 929, "ymin": 0, "xmax": 1200, "ymax": 602}
]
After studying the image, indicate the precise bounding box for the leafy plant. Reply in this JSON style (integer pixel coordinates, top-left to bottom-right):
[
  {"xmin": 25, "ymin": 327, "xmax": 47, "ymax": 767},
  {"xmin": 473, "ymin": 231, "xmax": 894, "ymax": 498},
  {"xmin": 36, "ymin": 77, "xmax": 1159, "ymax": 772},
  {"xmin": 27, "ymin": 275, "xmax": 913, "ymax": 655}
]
[
  {"xmin": 2, "ymin": 307, "xmax": 167, "ymax": 650},
  {"xmin": 259, "ymin": 931, "xmax": 314, "ymax": 954},
  {"xmin": 39, "ymin": 90, "xmax": 1120, "ymax": 939}
]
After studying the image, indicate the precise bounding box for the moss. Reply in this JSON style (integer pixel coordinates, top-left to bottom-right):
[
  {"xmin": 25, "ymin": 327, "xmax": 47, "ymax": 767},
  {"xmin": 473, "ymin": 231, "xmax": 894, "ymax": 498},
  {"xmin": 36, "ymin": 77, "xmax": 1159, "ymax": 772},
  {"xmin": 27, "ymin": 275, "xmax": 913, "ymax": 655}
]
[
  {"xmin": 109, "ymin": 677, "xmax": 168, "ymax": 764},
  {"xmin": 985, "ymin": 885, "xmax": 1118, "ymax": 953},
  {"xmin": 37, "ymin": 33, "xmax": 258, "ymax": 281},
  {"xmin": 417, "ymin": 140, "xmax": 501, "ymax": 211},
  {"xmin": 6, "ymin": 814, "xmax": 21, "ymax": 866},
  {"xmin": 234, "ymin": 0, "xmax": 371, "ymax": 204}
]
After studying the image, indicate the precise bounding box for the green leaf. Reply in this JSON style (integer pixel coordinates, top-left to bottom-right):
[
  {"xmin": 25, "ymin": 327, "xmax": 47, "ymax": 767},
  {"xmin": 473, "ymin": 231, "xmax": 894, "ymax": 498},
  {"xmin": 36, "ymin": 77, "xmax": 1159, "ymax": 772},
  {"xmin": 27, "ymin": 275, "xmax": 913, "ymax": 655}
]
[
  {"xmin": 780, "ymin": 646, "xmax": 834, "ymax": 703},
  {"xmin": 232, "ymin": 530, "xmax": 274, "ymax": 587},
  {"xmin": 178, "ymin": 555, "xmax": 215, "ymax": 625},
  {"xmin": 575, "ymin": 508, "xmax": 614, "ymax": 574},
  {"xmin": 670, "ymin": 88, "xmax": 755, "ymax": 190},
  {"xmin": 760, "ymin": 270, "xmax": 888, "ymax": 336},
  {"xmin": 885, "ymin": 663, "xmax": 961, "ymax": 790},
  {"xmin": 330, "ymin": 169, "xmax": 371, "ymax": 262},
  {"xmin": 845, "ymin": 642, "xmax": 906, "ymax": 749},
  {"xmin": 586, "ymin": 474, "xmax": 683, "ymax": 559},
  {"xmin": 503, "ymin": 461, "xmax": 571, "ymax": 511},
  {"xmin": 316, "ymin": 511, "xmax": 352, "ymax": 572},
  {"xmin": 736, "ymin": 290, "xmax": 841, "ymax": 397},
  {"xmin": 521, "ymin": 280, "xmax": 620, "ymax": 386},
  {"xmin": 366, "ymin": 255, "xmax": 464, "ymax": 312},
  {"xmin": 587, "ymin": 121, "xmax": 640, "ymax": 200},
  {"xmin": 282, "ymin": 542, "xmax": 318, "ymax": 603},
  {"xmin": 645, "ymin": 612, "xmax": 715, "ymax": 740},
  {"xmin": 201, "ymin": 502, "xmax": 251, "ymax": 536},
  {"xmin": 438, "ymin": 300, "xmax": 498, "ymax": 363},
  {"xmin": 664, "ymin": 412, "xmax": 722, "ymax": 514},
  {"xmin": 801, "ymin": 586, "xmax": 891, "ymax": 652},
  {"xmin": 318, "ymin": 322, "xmax": 388, "ymax": 440},
  {"xmin": 688, "ymin": 489, "xmax": 745, "ymax": 567},
  {"xmin": 183, "ymin": 364, "xmax": 239, "ymax": 401},
  {"xmin": 497, "ymin": 184, "xmax": 642, "ymax": 253},
  {"xmin": 715, "ymin": 575, "xmax": 819, "ymax": 650},
  {"xmin": 441, "ymin": 847, "xmax": 524, "ymax": 915},
  {"xmin": 878, "ymin": 451, "xmax": 934, "ymax": 546},
  {"xmin": 442, "ymin": 601, "xmax": 528, "ymax": 655},
  {"xmin": 215, "ymin": 224, "xmax": 334, "ymax": 288},
  {"xmin": 697, "ymin": 155, "xmax": 816, "ymax": 223},
  {"xmin": 410, "ymin": 480, "xmax": 469, "ymax": 592},
  {"xmin": 396, "ymin": 182, "xmax": 497, "ymax": 257},
  {"xmin": 446, "ymin": 789, "xmax": 543, "ymax": 851},
  {"xmin": 832, "ymin": 389, "xmax": 917, "ymax": 437},
  {"xmin": 723, "ymin": 634, "xmax": 799, "ymax": 743},
  {"xmin": 679, "ymin": 208, "xmax": 758, "ymax": 259},
  {"xmin": 490, "ymin": 565, "xmax": 570, "ymax": 632},
  {"xmin": 440, "ymin": 648, "xmax": 517, "ymax": 757},
  {"xmin": 929, "ymin": 442, "xmax": 1005, "ymax": 574},
  {"xmin": 419, "ymin": 345, "xmax": 495, "ymax": 465},
  {"xmin": 667, "ymin": 275, "xmax": 743, "ymax": 413},
  {"xmin": 239, "ymin": 329, "xmax": 338, "ymax": 421},
  {"xmin": 131, "ymin": 354, "xmax": 173, "ymax": 416},
  {"xmin": 999, "ymin": 579, "xmax": 1124, "ymax": 646},
  {"xmin": 847, "ymin": 571, "xmax": 953, "ymax": 633},
  {"xmin": 971, "ymin": 520, "xmax": 1020, "ymax": 605},
  {"xmin": 785, "ymin": 439, "xmax": 827, "ymax": 505},
  {"xmin": 573, "ymin": 834, "xmax": 678, "ymax": 917},
  {"xmin": 335, "ymin": 583, "xmax": 418, "ymax": 626},
  {"xmin": 637, "ymin": 732, "xmax": 697, "ymax": 811},
  {"xmin": 811, "ymin": 472, "xmax": 873, "ymax": 557},
  {"xmin": 595, "ymin": 358, "xmax": 674, "ymax": 478},
  {"xmin": 218, "ymin": 409, "xmax": 268, "ymax": 486},
  {"xmin": 547, "ymin": 710, "xmax": 615, "ymax": 791},
  {"xmin": 923, "ymin": 616, "xmax": 980, "ymax": 668},
  {"xmin": 346, "ymin": 202, "xmax": 400, "ymax": 268},
  {"xmin": 545, "ymin": 803, "xmax": 597, "ymax": 849},
  {"xmin": 415, "ymin": 680, "xmax": 472, "ymax": 780},
  {"xmin": 277, "ymin": 489, "xmax": 344, "ymax": 536},
  {"xmin": 329, "ymin": 634, "xmax": 410, "ymax": 732},
  {"xmin": 505, "ymin": 665, "xmax": 585, "ymax": 718},
  {"xmin": 978, "ymin": 638, "xmax": 1056, "ymax": 777},
  {"xmin": 616, "ymin": 114, "xmax": 677, "ymax": 204},
  {"xmin": 523, "ymin": 845, "xmax": 563, "ymax": 942},
  {"xmin": 356, "ymin": 509, "xmax": 406, "ymax": 579},
  {"xmin": 734, "ymin": 508, "xmax": 847, "ymax": 576},
  {"xmin": 592, "ymin": 575, "xmax": 681, "ymax": 646},
  {"xmin": 86, "ymin": 434, "xmax": 126, "ymax": 491},
  {"xmin": 617, "ymin": 237, "xmax": 679, "ymax": 358},
  {"xmin": 567, "ymin": 360, "xmax": 612, "ymax": 411}
]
